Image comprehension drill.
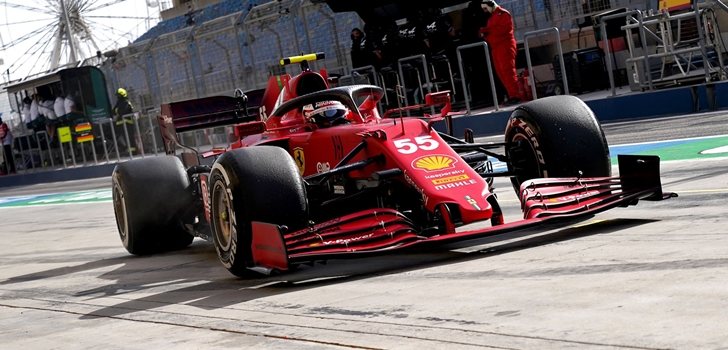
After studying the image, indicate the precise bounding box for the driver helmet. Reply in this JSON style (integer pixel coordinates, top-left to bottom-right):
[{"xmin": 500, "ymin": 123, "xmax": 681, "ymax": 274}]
[{"xmin": 302, "ymin": 100, "xmax": 349, "ymax": 127}]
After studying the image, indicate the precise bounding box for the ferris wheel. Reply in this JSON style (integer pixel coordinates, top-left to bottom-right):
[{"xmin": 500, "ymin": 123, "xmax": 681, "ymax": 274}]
[{"xmin": 0, "ymin": 0, "xmax": 160, "ymax": 81}]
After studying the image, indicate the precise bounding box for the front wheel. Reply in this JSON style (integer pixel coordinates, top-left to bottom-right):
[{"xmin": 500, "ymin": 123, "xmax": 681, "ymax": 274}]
[
  {"xmin": 209, "ymin": 146, "xmax": 308, "ymax": 277},
  {"xmin": 505, "ymin": 95, "xmax": 611, "ymax": 192}
]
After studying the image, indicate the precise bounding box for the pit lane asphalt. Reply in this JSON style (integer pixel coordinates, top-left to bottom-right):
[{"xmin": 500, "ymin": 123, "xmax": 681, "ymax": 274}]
[{"xmin": 1, "ymin": 113, "xmax": 728, "ymax": 349}]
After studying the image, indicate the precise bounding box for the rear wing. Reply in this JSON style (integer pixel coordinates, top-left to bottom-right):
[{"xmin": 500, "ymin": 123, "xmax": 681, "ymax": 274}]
[
  {"xmin": 159, "ymin": 92, "xmax": 262, "ymax": 133},
  {"xmin": 158, "ymin": 90, "xmax": 264, "ymax": 155}
]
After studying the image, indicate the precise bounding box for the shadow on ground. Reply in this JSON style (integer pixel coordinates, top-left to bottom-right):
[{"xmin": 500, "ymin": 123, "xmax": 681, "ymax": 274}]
[{"xmin": 0, "ymin": 218, "xmax": 657, "ymax": 319}]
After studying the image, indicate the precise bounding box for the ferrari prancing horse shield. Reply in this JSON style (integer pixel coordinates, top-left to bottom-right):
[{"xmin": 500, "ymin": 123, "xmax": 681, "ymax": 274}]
[{"xmin": 293, "ymin": 147, "xmax": 305, "ymax": 174}]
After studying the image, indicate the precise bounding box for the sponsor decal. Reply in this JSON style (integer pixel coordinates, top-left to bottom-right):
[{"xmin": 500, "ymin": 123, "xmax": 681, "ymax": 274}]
[
  {"xmin": 303, "ymin": 101, "xmax": 341, "ymax": 118},
  {"xmin": 432, "ymin": 174, "xmax": 470, "ymax": 185},
  {"xmin": 293, "ymin": 147, "xmax": 305, "ymax": 174},
  {"xmin": 465, "ymin": 195, "xmax": 481, "ymax": 210},
  {"xmin": 412, "ymin": 154, "xmax": 457, "ymax": 172},
  {"xmin": 424, "ymin": 169, "xmax": 465, "ymax": 179},
  {"xmin": 511, "ymin": 119, "xmax": 545, "ymax": 168},
  {"xmin": 316, "ymin": 162, "xmax": 331, "ymax": 173},
  {"xmin": 404, "ymin": 172, "xmax": 428, "ymax": 205},
  {"xmin": 210, "ymin": 163, "xmax": 239, "ymax": 269},
  {"xmin": 323, "ymin": 233, "xmax": 374, "ymax": 246},
  {"xmin": 434, "ymin": 179, "xmax": 478, "ymax": 191},
  {"xmin": 259, "ymin": 105, "xmax": 268, "ymax": 121},
  {"xmin": 200, "ymin": 176, "xmax": 211, "ymax": 223},
  {"xmin": 546, "ymin": 190, "xmax": 600, "ymax": 203}
]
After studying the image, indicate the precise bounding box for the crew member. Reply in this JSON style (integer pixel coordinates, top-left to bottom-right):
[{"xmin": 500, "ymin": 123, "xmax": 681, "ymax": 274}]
[
  {"xmin": 54, "ymin": 91, "xmax": 66, "ymax": 120},
  {"xmin": 350, "ymin": 28, "xmax": 370, "ymax": 69},
  {"xmin": 113, "ymin": 88, "xmax": 134, "ymax": 121},
  {"xmin": 480, "ymin": 0, "xmax": 521, "ymax": 105},
  {"xmin": 0, "ymin": 119, "xmax": 15, "ymax": 174},
  {"xmin": 113, "ymin": 88, "xmax": 136, "ymax": 153}
]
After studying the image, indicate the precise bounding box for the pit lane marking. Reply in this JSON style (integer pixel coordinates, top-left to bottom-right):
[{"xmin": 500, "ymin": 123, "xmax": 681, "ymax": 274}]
[
  {"xmin": 488, "ymin": 135, "xmax": 728, "ymax": 170},
  {"xmin": 0, "ymin": 189, "xmax": 111, "ymax": 209},
  {"xmin": 700, "ymin": 145, "xmax": 728, "ymax": 154},
  {"xmin": 609, "ymin": 134, "xmax": 728, "ymax": 162},
  {"xmin": 668, "ymin": 188, "xmax": 728, "ymax": 195}
]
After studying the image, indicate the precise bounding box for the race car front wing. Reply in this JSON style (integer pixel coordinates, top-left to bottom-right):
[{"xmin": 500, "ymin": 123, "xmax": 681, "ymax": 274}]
[{"xmin": 250, "ymin": 155, "xmax": 676, "ymax": 271}]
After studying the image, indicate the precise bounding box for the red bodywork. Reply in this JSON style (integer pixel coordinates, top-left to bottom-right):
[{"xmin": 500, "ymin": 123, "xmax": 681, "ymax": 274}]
[
  {"xmin": 162, "ymin": 64, "xmax": 673, "ymax": 273},
  {"xmin": 235, "ymin": 69, "xmax": 494, "ymax": 225}
]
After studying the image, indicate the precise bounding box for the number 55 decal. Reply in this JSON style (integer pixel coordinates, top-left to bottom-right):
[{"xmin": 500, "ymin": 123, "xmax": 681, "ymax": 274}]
[{"xmin": 393, "ymin": 136, "xmax": 440, "ymax": 154}]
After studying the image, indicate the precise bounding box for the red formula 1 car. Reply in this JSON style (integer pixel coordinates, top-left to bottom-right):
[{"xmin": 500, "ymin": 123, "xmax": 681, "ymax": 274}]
[{"xmin": 112, "ymin": 53, "xmax": 675, "ymax": 277}]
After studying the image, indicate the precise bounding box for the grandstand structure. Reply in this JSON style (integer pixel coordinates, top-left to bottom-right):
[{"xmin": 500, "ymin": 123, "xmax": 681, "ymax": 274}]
[
  {"xmin": 100, "ymin": 0, "xmax": 661, "ymax": 111},
  {"xmin": 100, "ymin": 0, "xmax": 361, "ymax": 111}
]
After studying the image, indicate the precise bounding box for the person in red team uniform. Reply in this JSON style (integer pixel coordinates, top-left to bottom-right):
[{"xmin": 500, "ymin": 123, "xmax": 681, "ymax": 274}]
[{"xmin": 479, "ymin": 0, "xmax": 521, "ymax": 105}]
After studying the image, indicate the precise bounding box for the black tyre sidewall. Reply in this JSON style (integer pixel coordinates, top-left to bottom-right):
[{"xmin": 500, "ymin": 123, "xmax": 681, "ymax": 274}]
[
  {"xmin": 112, "ymin": 156, "xmax": 194, "ymax": 254},
  {"xmin": 505, "ymin": 95, "xmax": 611, "ymax": 191},
  {"xmin": 209, "ymin": 165, "xmax": 249, "ymax": 275},
  {"xmin": 210, "ymin": 146, "xmax": 308, "ymax": 277}
]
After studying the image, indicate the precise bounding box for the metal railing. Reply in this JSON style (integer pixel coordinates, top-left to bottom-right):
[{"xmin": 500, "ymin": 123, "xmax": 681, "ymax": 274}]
[
  {"xmin": 3, "ymin": 112, "xmax": 157, "ymax": 174},
  {"xmin": 397, "ymin": 54, "xmax": 433, "ymax": 108},
  {"xmin": 456, "ymin": 41, "xmax": 499, "ymax": 114},
  {"xmin": 621, "ymin": 6, "xmax": 724, "ymax": 91},
  {"xmin": 524, "ymin": 27, "xmax": 568, "ymax": 99},
  {"xmin": 600, "ymin": 10, "xmax": 646, "ymax": 95}
]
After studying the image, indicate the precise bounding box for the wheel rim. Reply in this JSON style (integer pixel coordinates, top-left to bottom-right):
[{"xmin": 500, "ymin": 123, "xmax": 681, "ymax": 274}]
[
  {"xmin": 112, "ymin": 179, "xmax": 129, "ymax": 244},
  {"xmin": 510, "ymin": 132, "xmax": 542, "ymax": 186},
  {"xmin": 212, "ymin": 180, "xmax": 234, "ymax": 251}
]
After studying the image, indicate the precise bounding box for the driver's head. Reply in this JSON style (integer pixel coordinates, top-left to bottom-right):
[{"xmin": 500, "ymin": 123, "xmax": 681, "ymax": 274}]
[{"xmin": 303, "ymin": 101, "xmax": 349, "ymax": 128}]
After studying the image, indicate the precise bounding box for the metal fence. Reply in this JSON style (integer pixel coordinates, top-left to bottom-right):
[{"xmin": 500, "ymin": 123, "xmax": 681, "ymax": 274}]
[{"xmin": 0, "ymin": 111, "xmax": 240, "ymax": 175}]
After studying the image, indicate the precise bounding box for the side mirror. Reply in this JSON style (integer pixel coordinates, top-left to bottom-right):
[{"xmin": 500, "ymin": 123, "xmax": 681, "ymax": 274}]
[{"xmin": 425, "ymin": 91, "xmax": 451, "ymax": 106}]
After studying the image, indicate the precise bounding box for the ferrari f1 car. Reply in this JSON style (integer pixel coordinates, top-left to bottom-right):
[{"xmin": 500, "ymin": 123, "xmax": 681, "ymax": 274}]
[{"xmin": 112, "ymin": 53, "xmax": 675, "ymax": 277}]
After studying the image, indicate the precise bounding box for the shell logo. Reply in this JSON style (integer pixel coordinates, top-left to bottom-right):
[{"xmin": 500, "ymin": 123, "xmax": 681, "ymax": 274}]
[{"xmin": 412, "ymin": 155, "xmax": 457, "ymax": 172}]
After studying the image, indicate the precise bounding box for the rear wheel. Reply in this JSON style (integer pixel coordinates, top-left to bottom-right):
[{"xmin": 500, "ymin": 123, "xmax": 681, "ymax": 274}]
[
  {"xmin": 209, "ymin": 146, "xmax": 308, "ymax": 277},
  {"xmin": 505, "ymin": 95, "xmax": 611, "ymax": 192},
  {"xmin": 112, "ymin": 156, "xmax": 195, "ymax": 255}
]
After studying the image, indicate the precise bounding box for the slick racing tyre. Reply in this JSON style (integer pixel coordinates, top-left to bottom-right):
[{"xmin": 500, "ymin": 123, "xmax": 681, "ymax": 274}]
[
  {"xmin": 112, "ymin": 156, "xmax": 195, "ymax": 255},
  {"xmin": 505, "ymin": 95, "xmax": 611, "ymax": 192},
  {"xmin": 209, "ymin": 146, "xmax": 308, "ymax": 277}
]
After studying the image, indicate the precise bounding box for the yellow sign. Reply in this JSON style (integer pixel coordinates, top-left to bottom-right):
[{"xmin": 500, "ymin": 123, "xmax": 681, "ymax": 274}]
[
  {"xmin": 293, "ymin": 147, "xmax": 305, "ymax": 174},
  {"xmin": 58, "ymin": 126, "xmax": 72, "ymax": 143},
  {"xmin": 659, "ymin": 0, "xmax": 691, "ymax": 11}
]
